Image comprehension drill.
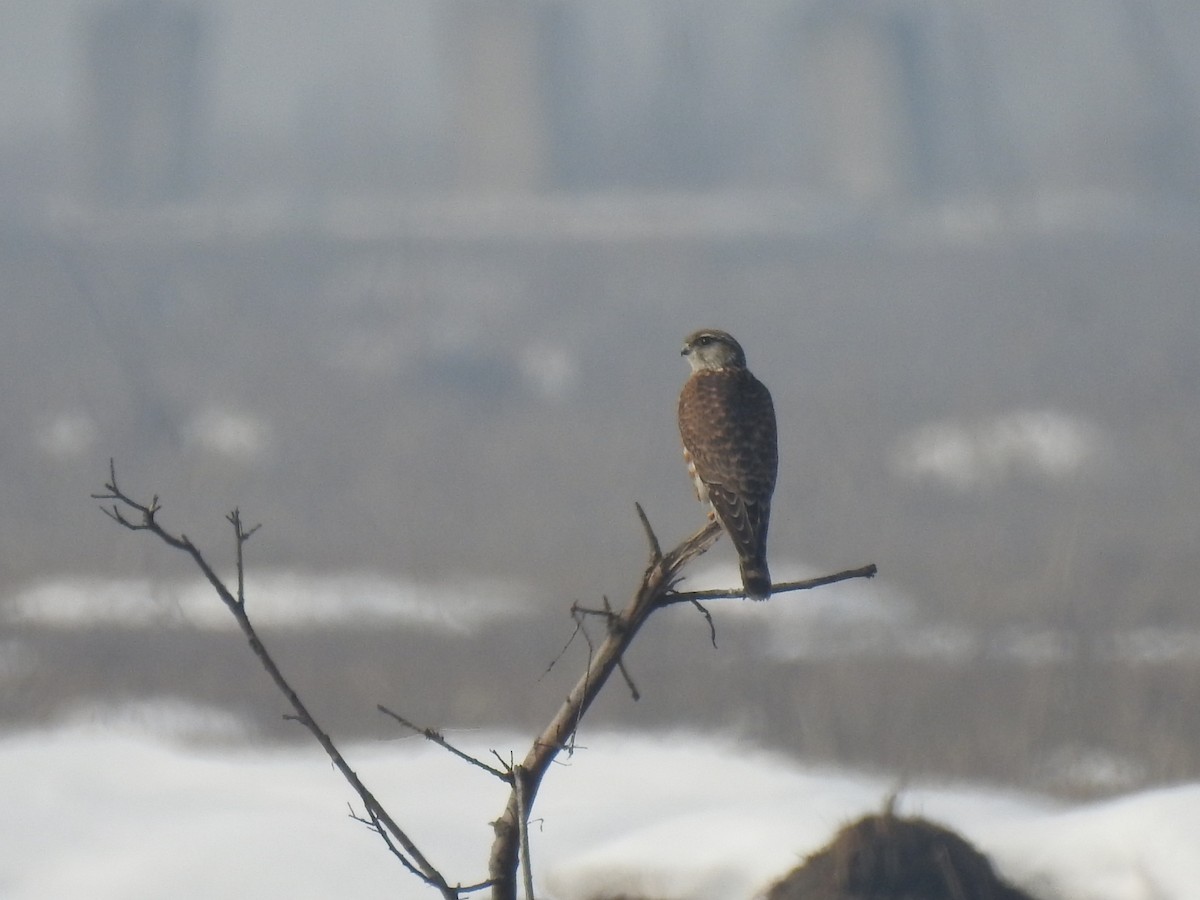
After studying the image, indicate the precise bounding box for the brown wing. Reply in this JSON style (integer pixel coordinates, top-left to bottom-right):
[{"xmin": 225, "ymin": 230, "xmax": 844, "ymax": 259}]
[{"xmin": 678, "ymin": 368, "xmax": 778, "ymax": 565}]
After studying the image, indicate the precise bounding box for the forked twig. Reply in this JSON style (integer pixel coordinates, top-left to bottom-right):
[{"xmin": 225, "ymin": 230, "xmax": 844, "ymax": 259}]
[
  {"xmin": 93, "ymin": 461, "xmax": 464, "ymax": 900},
  {"xmin": 487, "ymin": 508, "xmax": 876, "ymax": 898},
  {"xmin": 634, "ymin": 501, "xmax": 663, "ymax": 560}
]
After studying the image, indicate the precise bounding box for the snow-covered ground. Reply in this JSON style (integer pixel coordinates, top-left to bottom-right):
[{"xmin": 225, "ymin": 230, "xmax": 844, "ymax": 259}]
[
  {"xmin": 4, "ymin": 570, "xmax": 1199, "ymax": 897},
  {"xmin": 10, "ymin": 568, "xmax": 1200, "ymax": 666},
  {"xmin": 4, "ymin": 572, "xmax": 533, "ymax": 633},
  {"xmin": 2, "ymin": 710, "xmax": 1198, "ymax": 900}
]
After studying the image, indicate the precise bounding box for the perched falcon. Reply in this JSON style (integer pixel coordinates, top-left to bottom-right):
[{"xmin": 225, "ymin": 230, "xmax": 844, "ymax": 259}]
[{"xmin": 678, "ymin": 329, "xmax": 778, "ymax": 600}]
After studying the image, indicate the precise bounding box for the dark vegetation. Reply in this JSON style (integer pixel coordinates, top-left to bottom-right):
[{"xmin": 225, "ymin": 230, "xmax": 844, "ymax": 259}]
[{"xmin": 765, "ymin": 808, "xmax": 1038, "ymax": 900}]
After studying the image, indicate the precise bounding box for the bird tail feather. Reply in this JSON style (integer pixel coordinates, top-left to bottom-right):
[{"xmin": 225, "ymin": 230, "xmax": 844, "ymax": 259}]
[{"xmin": 740, "ymin": 559, "xmax": 771, "ymax": 601}]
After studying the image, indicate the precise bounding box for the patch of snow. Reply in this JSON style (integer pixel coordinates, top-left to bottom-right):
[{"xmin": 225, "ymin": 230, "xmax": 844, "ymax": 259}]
[
  {"xmin": 2, "ymin": 572, "xmax": 533, "ymax": 633},
  {"xmin": 56, "ymin": 698, "xmax": 250, "ymax": 742},
  {"xmin": 4, "ymin": 723, "xmax": 1198, "ymax": 900},
  {"xmin": 1033, "ymin": 744, "xmax": 1148, "ymax": 795}
]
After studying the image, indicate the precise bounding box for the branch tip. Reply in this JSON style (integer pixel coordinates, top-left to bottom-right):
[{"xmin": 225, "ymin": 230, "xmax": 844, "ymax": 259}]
[
  {"xmin": 634, "ymin": 501, "xmax": 663, "ymax": 560},
  {"xmin": 688, "ymin": 598, "xmax": 718, "ymax": 648},
  {"xmin": 377, "ymin": 705, "xmax": 511, "ymax": 782}
]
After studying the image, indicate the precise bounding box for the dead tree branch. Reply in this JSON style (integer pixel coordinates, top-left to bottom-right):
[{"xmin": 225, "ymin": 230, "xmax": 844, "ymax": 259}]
[
  {"xmin": 377, "ymin": 705, "xmax": 512, "ymax": 783},
  {"xmin": 96, "ymin": 463, "xmax": 876, "ymax": 900},
  {"xmin": 92, "ymin": 461, "xmax": 469, "ymax": 900},
  {"xmin": 485, "ymin": 507, "xmax": 875, "ymax": 898},
  {"xmin": 663, "ymin": 563, "xmax": 879, "ymax": 606}
]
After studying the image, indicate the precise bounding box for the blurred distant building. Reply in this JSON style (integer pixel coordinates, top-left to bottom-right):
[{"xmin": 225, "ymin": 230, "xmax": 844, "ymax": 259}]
[
  {"xmin": 513, "ymin": 0, "xmax": 1009, "ymax": 199},
  {"xmin": 444, "ymin": 0, "xmax": 548, "ymax": 191},
  {"xmin": 79, "ymin": 0, "xmax": 205, "ymax": 205},
  {"xmin": 60, "ymin": 0, "xmax": 1200, "ymax": 208},
  {"xmin": 744, "ymin": 0, "xmax": 1008, "ymax": 200},
  {"xmin": 537, "ymin": 2, "xmax": 733, "ymax": 190},
  {"xmin": 803, "ymin": 7, "xmax": 926, "ymax": 200}
]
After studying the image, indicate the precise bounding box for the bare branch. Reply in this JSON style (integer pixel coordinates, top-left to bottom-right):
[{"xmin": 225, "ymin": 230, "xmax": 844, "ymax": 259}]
[
  {"xmin": 604, "ymin": 596, "xmax": 640, "ymax": 700},
  {"xmin": 634, "ymin": 501, "xmax": 663, "ymax": 561},
  {"xmin": 540, "ymin": 605, "xmax": 587, "ymax": 680},
  {"xmin": 95, "ymin": 463, "xmax": 464, "ymax": 900},
  {"xmin": 572, "ymin": 597, "xmax": 641, "ymax": 700},
  {"xmin": 226, "ymin": 508, "xmax": 261, "ymax": 607},
  {"xmin": 614, "ymin": 659, "xmax": 641, "ymax": 701},
  {"xmin": 486, "ymin": 511, "xmax": 874, "ymax": 898},
  {"xmin": 688, "ymin": 597, "xmax": 718, "ymax": 648},
  {"xmin": 376, "ymin": 706, "xmax": 512, "ymax": 783},
  {"xmin": 349, "ymin": 806, "xmax": 494, "ymax": 897},
  {"xmin": 453, "ymin": 881, "xmax": 497, "ymax": 896},
  {"xmin": 99, "ymin": 462, "xmax": 876, "ymax": 900},
  {"xmin": 514, "ymin": 767, "xmax": 535, "ymax": 900},
  {"xmin": 490, "ymin": 749, "xmax": 515, "ymax": 773},
  {"xmin": 662, "ymin": 562, "xmax": 877, "ymax": 605},
  {"xmin": 487, "ymin": 514, "xmax": 723, "ymax": 898},
  {"xmin": 349, "ymin": 804, "xmax": 427, "ymax": 882}
]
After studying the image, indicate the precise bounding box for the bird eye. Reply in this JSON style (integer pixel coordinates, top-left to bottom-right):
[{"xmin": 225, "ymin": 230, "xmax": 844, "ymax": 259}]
[{"xmin": 697, "ymin": 335, "xmax": 713, "ymax": 346}]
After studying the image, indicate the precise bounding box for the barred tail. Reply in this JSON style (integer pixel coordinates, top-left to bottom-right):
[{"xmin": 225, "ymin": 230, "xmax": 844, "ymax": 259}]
[{"xmin": 739, "ymin": 557, "xmax": 772, "ymax": 601}]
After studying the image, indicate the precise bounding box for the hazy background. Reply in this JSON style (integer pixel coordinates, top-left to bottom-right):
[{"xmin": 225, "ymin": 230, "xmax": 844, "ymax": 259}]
[{"xmin": 3, "ymin": 0, "xmax": 1200, "ymax": 799}]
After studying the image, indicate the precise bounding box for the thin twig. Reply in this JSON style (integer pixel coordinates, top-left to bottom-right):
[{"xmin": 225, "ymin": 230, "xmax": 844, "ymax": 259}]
[
  {"xmin": 226, "ymin": 508, "xmax": 261, "ymax": 607},
  {"xmin": 603, "ymin": 596, "xmax": 639, "ymax": 700},
  {"xmin": 564, "ymin": 605, "xmax": 599, "ymax": 754},
  {"xmin": 349, "ymin": 804, "xmax": 425, "ymax": 880},
  {"xmin": 95, "ymin": 462, "xmax": 464, "ymax": 900},
  {"xmin": 540, "ymin": 608, "xmax": 585, "ymax": 680},
  {"xmin": 569, "ymin": 601, "xmax": 617, "ymax": 618},
  {"xmin": 377, "ymin": 706, "xmax": 512, "ymax": 783},
  {"xmin": 634, "ymin": 501, "xmax": 663, "ymax": 560},
  {"xmin": 689, "ymin": 598, "xmax": 718, "ymax": 648}
]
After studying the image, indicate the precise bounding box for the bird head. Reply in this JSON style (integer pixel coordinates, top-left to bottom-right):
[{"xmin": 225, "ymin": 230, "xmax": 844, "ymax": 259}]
[{"xmin": 681, "ymin": 329, "xmax": 747, "ymax": 373}]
